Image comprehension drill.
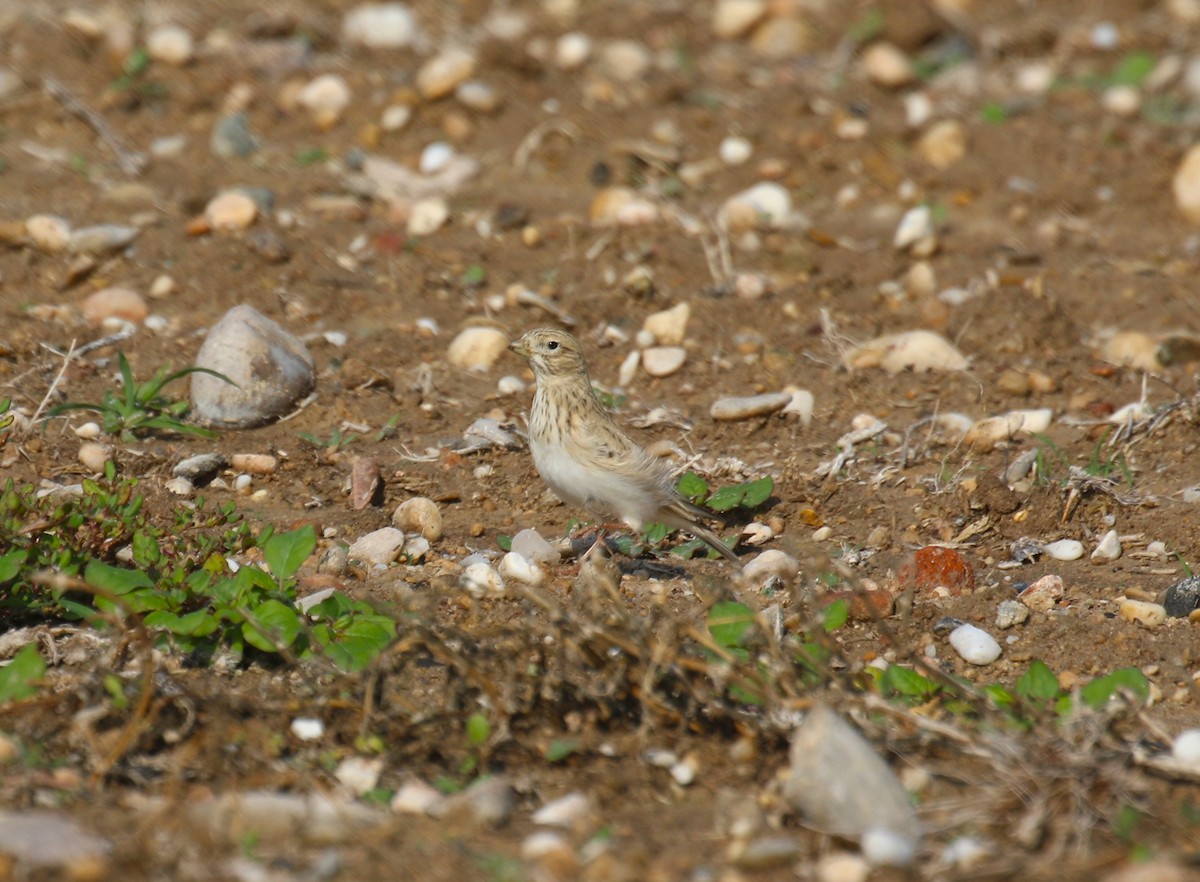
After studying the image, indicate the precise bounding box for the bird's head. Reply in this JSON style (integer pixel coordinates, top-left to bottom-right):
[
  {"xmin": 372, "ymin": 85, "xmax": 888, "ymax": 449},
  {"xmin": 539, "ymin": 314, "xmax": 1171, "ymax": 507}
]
[{"xmin": 509, "ymin": 328, "xmax": 588, "ymax": 378}]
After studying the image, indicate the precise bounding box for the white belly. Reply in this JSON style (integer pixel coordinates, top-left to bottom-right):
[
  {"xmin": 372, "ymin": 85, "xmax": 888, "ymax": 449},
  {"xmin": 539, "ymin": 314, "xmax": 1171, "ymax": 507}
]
[{"xmin": 529, "ymin": 435, "xmax": 659, "ymax": 528}]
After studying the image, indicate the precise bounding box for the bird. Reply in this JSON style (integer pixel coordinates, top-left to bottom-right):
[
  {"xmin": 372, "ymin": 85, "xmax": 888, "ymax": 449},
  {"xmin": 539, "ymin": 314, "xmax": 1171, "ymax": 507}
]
[{"xmin": 509, "ymin": 327, "xmax": 741, "ymax": 566}]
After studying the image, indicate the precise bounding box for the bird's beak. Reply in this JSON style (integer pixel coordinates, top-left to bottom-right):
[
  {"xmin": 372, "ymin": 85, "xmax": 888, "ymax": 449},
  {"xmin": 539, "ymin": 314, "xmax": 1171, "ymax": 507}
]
[{"xmin": 509, "ymin": 340, "xmax": 529, "ymax": 357}]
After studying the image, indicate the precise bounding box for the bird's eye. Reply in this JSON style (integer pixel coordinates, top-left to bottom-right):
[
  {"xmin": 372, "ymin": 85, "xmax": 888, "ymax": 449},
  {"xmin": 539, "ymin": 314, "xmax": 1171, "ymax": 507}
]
[{"xmin": 547, "ymin": 341, "xmax": 559, "ymax": 350}]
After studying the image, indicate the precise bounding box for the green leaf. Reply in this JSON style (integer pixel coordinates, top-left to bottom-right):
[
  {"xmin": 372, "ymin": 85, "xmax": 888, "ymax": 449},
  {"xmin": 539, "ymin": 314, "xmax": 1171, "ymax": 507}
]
[
  {"xmin": 0, "ymin": 548, "xmax": 27, "ymax": 582},
  {"xmin": 1080, "ymin": 667, "xmax": 1150, "ymax": 709},
  {"xmin": 882, "ymin": 664, "xmax": 939, "ymax": 701},
  {"xmin": 707, "ymin": 601, "xmax": 756, "ymax": 648},
  {"xmin": 264, "ymin": 525, "xmax": 316, "ymax": 583},
  {"xmin": 466, "ymin": 713, "xmax": 490, "ymax": 746},
  {"xmin": 705, "ymin": 476, "xmax": 774, "ymax": 512},
  {"xmin": 496, "ymin": 534, "xmax": 512, "ymax": 552},
  {"xmin": 641, "ymin": 521, "xmax": 669, "ymax": 545},
  {"xmin": 822, "ymin": 599, "xmax": 848, "ymax": 633},
  {"xmin": 1015, "ymin": 660, "xmax": 1060, "ymax": 702},
  {"xmin": 0, "ymin": 644, "xmax": 45, "ymax": 704},
  {"xmin": 545, "ymin": 739, "xmax": 578, "ymax": 763},
  {"xmin": 676, "ymin": 472, "xmax": 709, "ymax": 503},
  {"xmin": 84, "ymin": 560, "xmax": 155, "ymax": 595},
  {"xmin": 243, "ymin": 599, "xmax": 302, "ymax": 652},
  {"xmin": 1111, "ymin": 50, "xmax": 1156, "ymax": 87}
]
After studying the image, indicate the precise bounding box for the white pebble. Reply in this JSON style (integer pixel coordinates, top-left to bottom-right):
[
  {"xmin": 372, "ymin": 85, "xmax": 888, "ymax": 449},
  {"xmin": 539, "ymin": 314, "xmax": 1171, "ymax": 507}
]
[
  {"xmin": 456, "ymin": 80, "xmax": 500, "ymax": 113},
  {"xmin": 816, "ymin": 853, "xmax": 870, "ymax": 882},
  {"xmin": 343, "ymin": 2, "xmax": 419, "ymax": 49},
  {"xmin": 461, "ymin": 562, "xmax": 505, "ymax": 598},
  {"xmin": 402, "ymin": 535, "xmax": 430, "ymax": 562},
  {"xmin": 642, "ymin": 302, "xmax": 690, "ymax": 345},
  {"xmin": 447, "ymin": 326, "xmax": 508, "ymax": 372},
  {"xmin": 812, "ymin": 525, "xmax": 832, "ymax": 542},
  {"xmin": 335, "ymin": 756, "xmax": 384, "ymax": 795},
  {"xmin": 743, "ymin": 549, "xmax": 799, "ymax": 586},
  {"xmin": 511, "ymin": 527, "xmax": 560, "ymax": 564},
  {"xmin": 74, "ymin": 421, "xmax": 102, "ymax": 439},
  {"xmin": 498, "ymin": 551, "xmax": 544, "ymax": 587},
  {"xmin": 417, "ymin": 47, "xmax": 476, "ymax": 100},
  {"xmin": 205, "ymin": 190, "xmax": 258, "ymax": 230},
  {"xmin": 719, "ymin": 135, "xmax": 753, "ymax": 166},
  {"xmin": 381, "ymin": 104, "xmax": 412, "ymax": 131},
  {"xmin": 1018, "ymin": 574, "xmax": 1064, "ymax": 612},
  {"xmin": 948, "ymin": 624, "xmax": 1001, "ymax": 665},
  {"xmin": 1103, "ymin": 84, "xmax": 1141, "ymax": 117},
  {"xmin": 291, "ymin": 717, "xmax": 325, "ymax": 740},
  {"xmin": 781, "ymin": 388, "xmax": 814, "ymax": 426},
  {"xmin": 618, "ymin": 350, "xmax": 640, "ymax": 387},
  {"xmin": 670, "ymin": 755, "xmax": 698, "ymax": 786},
  {"xmin": 419, "ymin": 141, "xmax": 455, "ymax": 175},
  {"xmin": 740, "ymin": 523, "xmax": 774, "ymax": 546},
  {"xmin": 641, "ymin": 346, "xmax": 686, "ymax": 377},
  {"xmin": 1172, "ymin": 729, "xmax": 1200, "ymax": 766},
  {"xmin": 407, "ymin": 197, "xmax": 450, "ymax": 236},
  {"xmin": 25, "ymin": 214, "xmax": 71, "ymax": 251},
  {"xmin": 297, "ymin": 73, "xmax": 352, "ymax": 127},
  {"xmin": 531, "ymin": 792, "xmax": 593, "ymax": 828},
  {"xmin": 349, "ymin": 527, "xmax": 407, "ymax": 566},
  {"xmin": 862, "ymin": 42, "xmax": 914, "ymax": 88},
  {"xmin": 1043, "ymin": 539, "xmax": 1083, "ymax": 561},
  {"xmin": 78, "ymin": 442, "xmax": 111, "ymax": 472},
  {"xmin": 555, "ymin": 32, "xmax": 592, "ymax": 69},
  {"xmin": 392, "ymin": 496, "xmax": 443, "ymax": 541},
  {"xmin": 844, "ymin": 330, "xmax": 966, "ymax": 374},
  {"xmin": 497, "ymin": 375, "xmax": 526, "ymax": 395},
  {"xmin": 416, "ymin": 317, "xmax": 439, "ymax": 335},
  {"xmin": 165, "ymin": 476, "xmax": 194, "ymax": 496},
  {"xmin": 1091, "ymin": 529, "xmax": 1122, "ymax": 562},
  {"xmin": 718, "ymin": 182, "xmax": 792, "ymax": 231},
  {"xmin": 893, "ymin": 205, "xmax": 934, "ymax": 251},
  {"xmin": 146, "ymin": 24, "xmax": 194, "ymax": 65},
  {"xmin": 1174, "ymin": 145, "xmax": 1200, "ymax": 224},
  {"xmin": 861, "ymin": 826, "xmax": 918, "ymax": 868},
  {"xmin": 711, "ymin": 0, "xmax": 767, "ymax": 39},
  {"xmin": 391, "ymin": 779, "xmax": 444, "ymax": 814}
]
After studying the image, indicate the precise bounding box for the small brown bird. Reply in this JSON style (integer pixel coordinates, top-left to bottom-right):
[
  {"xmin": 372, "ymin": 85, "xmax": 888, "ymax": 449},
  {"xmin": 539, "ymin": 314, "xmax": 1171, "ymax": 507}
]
[{"xmin": 509, "ymin": 327, "xmax": 740, "ymax": 565}]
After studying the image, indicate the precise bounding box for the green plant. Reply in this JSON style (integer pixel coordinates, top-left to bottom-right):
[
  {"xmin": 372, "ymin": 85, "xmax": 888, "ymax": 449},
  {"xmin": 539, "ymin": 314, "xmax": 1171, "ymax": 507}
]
[
  {"xmin": 0, "ymin": 644, "xmax": 45, "ymax": 705},
  {"xmin": 0, "ymin": 397, "xmax": 13, "ymax": 444},
  {"xmin": 667, "ymin": 473, "xmax": 774, "ymax": 559},
  {"xmin": 295, "ymin": 146, "xmax": 329, "ymax": 165},
  {"xmin": 46, "ymin": 353, "xmax": 229, "ymax": 442},
  {"xmin": 1086, "ymin": 430, "xmax": 1134, "ymax": 486},
  {"xmin": 299, "ymin": 425, "xmax": 359, "ymax": 453}
]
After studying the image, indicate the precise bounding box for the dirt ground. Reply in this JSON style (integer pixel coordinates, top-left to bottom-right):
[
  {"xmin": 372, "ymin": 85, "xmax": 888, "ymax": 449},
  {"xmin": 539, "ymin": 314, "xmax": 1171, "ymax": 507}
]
[{"xmin": 4, "ymin": 0, "xmax": 1200, "ymax": 879}]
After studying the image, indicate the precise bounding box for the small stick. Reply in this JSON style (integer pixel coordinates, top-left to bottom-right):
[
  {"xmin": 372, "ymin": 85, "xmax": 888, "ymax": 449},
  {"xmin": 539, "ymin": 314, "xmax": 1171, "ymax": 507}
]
[
  {"xmin": 44, "ymin": 76, "xmax": 147, "ymax": 177},
  {"xmin": 28, "ymin": 339, "xmax": 76, "ymax": 429}
]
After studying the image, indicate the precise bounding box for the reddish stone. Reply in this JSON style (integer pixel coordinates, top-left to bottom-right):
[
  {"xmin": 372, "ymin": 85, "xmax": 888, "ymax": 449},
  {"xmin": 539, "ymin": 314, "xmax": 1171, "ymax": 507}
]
[{"xmin": 899, "ymin": 545, "xmax": 975, "ymax": 596}]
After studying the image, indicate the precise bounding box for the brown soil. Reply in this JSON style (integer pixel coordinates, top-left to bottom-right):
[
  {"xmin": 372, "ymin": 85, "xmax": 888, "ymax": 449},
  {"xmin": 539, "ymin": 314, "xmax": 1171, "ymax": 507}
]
[{"xmin": 3, "ymin": 1, "xmax": 1200, "ymax": 880}]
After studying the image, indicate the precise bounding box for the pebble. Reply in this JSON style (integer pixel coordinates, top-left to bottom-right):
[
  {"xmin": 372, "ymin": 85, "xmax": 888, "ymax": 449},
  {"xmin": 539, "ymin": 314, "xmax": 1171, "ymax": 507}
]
[
  {"xmin": 210, "ymin": 112, "xmax": 258, "ymax": 158},
  {"xmin": 231, "ymin": 453, "xmax": 277, "ymax": 475},
  {"xmin": 0, "ymin": 810, "xmax": 112, "ymax": 875},
  {"xmin": 816, "ymin": 852, "xmax": 871, "ymax": 882},
  {"xmin": 146, "ymin": 24, "xmax": 193, "ymax": 65},
  {"xmin": 862, "ymin": 42, "xmax": 914, "ymax": 88},
  {"xmin": 783, "ymin": 705, "xmax": 920, "ymax": 848},
  {"xmin": 80, "ymin": 287, "xmax": 147, "ymax": 326},
  {"xmin": 995, "ymin": 599, "xmax": 1030, "ymax": 629},
  {"xmin": 1104, "ymin": 85, "xmax": 1141, "ymax": 117},
  {"xmin": 588, "ymin": 187, "xmax": 659, "ymax": 226},
  {"xmin": 555, "ymin": 32, "xmax": 592, "ymax": 69},
  {"xmin": 174, "ymin": 453, "xmax": 229, "ymax": 484},
  {"xmin": 1162, "ymin": 575, "xmax": 1200, "ymax": 617},
  {"xmin": 1019, "ymin": 574, "xmax": 1064, "ymax": 612},
  {"xmin": 709, "ymin": 392, "xmax": 791, "ymax": 421},
  {"xmin": 392, "ymin": 497, "xmax": 443, "ymax": 541},
  {"xmin": 1119, "ymin": 598, "xmax": 1167, "ymax": 628},
  {"xmin": 964, "ymin": 408, "xmax": 1053, "ymax": 450},
  {"xmin": 447, "ymin": 326, "xmax": 508, "ymax": 372},
  {"xmin": 1174, "ymin": 145, "xmax": 1200, "ymax": 223},
  {"xmin": 25, "ymin": 214, "xmax": 71, "ymax": 251},
  {"xmin": 812, "ymin": 525, "xmax": 833, "ymax": 541},
  {"xmin": 718, "ymin": 135, "xmax": 753, "ymax": 166},
  {"xmin": 1100, "ymin": 331, "xmax": 1161, "ymax": 371},
  {"xmin": 498, "ymin": 551, "xmax": 543, "ymax": 587},
  {"xmin": 735, "ymin": 272, "xmax": 767, "ymax": 300},
  {"xmin": 205, "ymin": 191, "xmax": 258, "ymax": 230},
  {"xmin": 402, "ymin": 535, "xmax": 430, "ymax": 562},
  {"xmin": 335, "ymin": 757, "xmax": 384, "ymax": 796},
  {"xmin": 191, "ymin": 305, "xmax": 315, "ymax": 428},
  {"xmin": 317, "ymin": 546, "xmax": 349, "ymax": 576},
  {"xmin": 917, "ymin": 120, "xmax": 968, "ymax": 169},
  {"xmin": 78, "ymin": 442, "xmax": 111, "ymax": 472},
  {"xmin": 68, "ymin": 224, "xmax": 138, "ymax": 254},
  {"xmin": 782, "ymin": 387, "xmax": 814, "ymax": 426},
  {"xmin": 1043, "ymin": 539, "xmax": 1084, "ymax": 561},
  {"xmin": 291, "ymin": 720, "xmax": 326, "ymax": 744},
  {"xmin": 407, "ymin": 197, "xmax": 449, "ymax": 236},
  {"xmin": 461, "ymin": 562, "xmax": 505, "ymax": 598},
  {"xmin": 532, "ymin": 792, "xmax": 593, "ymax": 829},
  {"xmin": 419, "ymin": 142, "xmax": 456, "ymax": 175},
  {"xmin": 417, "ymin": 47, "xmax": 476, "ymax": 100},
  {"xmin": 750, "ymin": 16, "xmax": 811, "ymax": 59},
  {"xmin": 642, "ymin": 302, "xmax": 690, "ymax": 345},
  {"xmin": 1172, "ymin": 729, "xmax": 1200, "ymax": 766},
  {"xmin": 743, "ymin": 549, "xmax": 800, "ymax": 586},
  {"xmin": 511, "ymin": 528, "xmax": 560, "ymax": 564},
  {"xmin": 297, "ymin": 73, "xmax": 352, "ymax": 128},
  {"xmin": 343, "ymin": 3, "xmax": 419, "ymax": 49},
  {"xmin": 348, "ymin": 527, "xmax": 407, "ymax": 566},
  {"xmin": 380, "ymin": 104, "xmax": 412, "ymax": 131},
  {"xmin": 599, "ymin": 40, "xmax": 651, "ymax": 82},
  {"xmin": 640, "ymin": 346, "xmax": 686, "ymax": 377},
  {"xmin": 948, "ymin": 624, "xmax": 1001, "ymax": 665},
  {"xmin": 718, "ymin": 182, "xmax": 792, "ymax": 231},
  {"xmin": 74, "ymin": 421, "xmax": 102, "ymax": 440},
  {"xmin": 712, "ymin": 0, "xmax": 767, "ymax": 39},
  {"xmin": 617, "ymin": 350, "xmax": 640, "ymax": 387},
  {"xmin": 862, "ymin": 826, "xmax": 919, "ymax": 867},
  {"xmin": 670, "ymin": 755, "xmax": 699, "ymax": 786},
  {"xmin": 456, "ymin": 81, "xmax": 500, "ymax": 113},
  {"xmin": 893, "ymin": 204, "xmax": 936, "ymax": 253},
  {"xmin": 391, "ymin": 779, "xmax": 443, "ymax": 815},
  {"xmin": 233, "ymin": 474, "xmax": 252, "ymax": 493},
  {"xmin": 497, "ymin": 375, "xmax": 526, "ymax": 395},
  {"xmin": 732, "ymin": 836, "xmax": 804, "ymax": 870},
  {"xmin": 1091, "ymin": 529, "xmax": 1122, "ymax": 562},
  {"xmin": 844, "ymin": 330, "xmax": 967, "ymax": 373}
]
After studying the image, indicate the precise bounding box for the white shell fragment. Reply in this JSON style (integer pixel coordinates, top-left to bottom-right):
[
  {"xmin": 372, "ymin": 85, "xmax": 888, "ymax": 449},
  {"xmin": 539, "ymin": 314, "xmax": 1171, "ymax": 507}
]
[
  {"xmin": 640, "ymin": 346, "xmax": 687, "ymax": 377},
  {"xmin": 348, "ymin": 527, "xmax": 407, "ymax": 566},
  {"xmin": 1118, "ymin": 598, "xmax": 1167, "ymax": 628},
  {"xmin": 498, "ymin": 551, "xmax": 544, "ymax": 587},
  {"xmin": 511, "ymin": 528, "xmax": 560, "ymax": 565},
  {"xmin": 392, "ymin": 497, "xmax": 444, "ymax": 541},
  {"xmin": 1091, "ymin": 529, "xmax": 1122, "ymax": 562},
  {"xmin": 844, "ymin": 330, "xmax": 967, "ymax": 373},
  {"xmin": 963, "ymin": 409, "xmax": 1053, "ymax": 451},
  {"xmin": 1043, "ymin": 539, "xmax": 1084, "ymax": 561},
  {"xmin": 642, "ymin": 302, "xmax": 690, "ymax": 345},
  {"xmin": 718, "ymin": 182, "xmax": 793, "ymax": 231},
  {"xmin": 948, "ymin": 624, "xmax": 1001, "ymax": 665},
  {"xmin": 709, "ymin": 392, "xmax": 792, "ymax": 421},
  {"xmin": 743, "ymin": 549, "xmax": 800, "ymax": 586},
  {"xmin": 893, "ymin": 205, "xmax": 935, "ymax": 252},
  {"xmin": 461, "ymin": 562, "xmax": 506, "ymax": 598}
]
